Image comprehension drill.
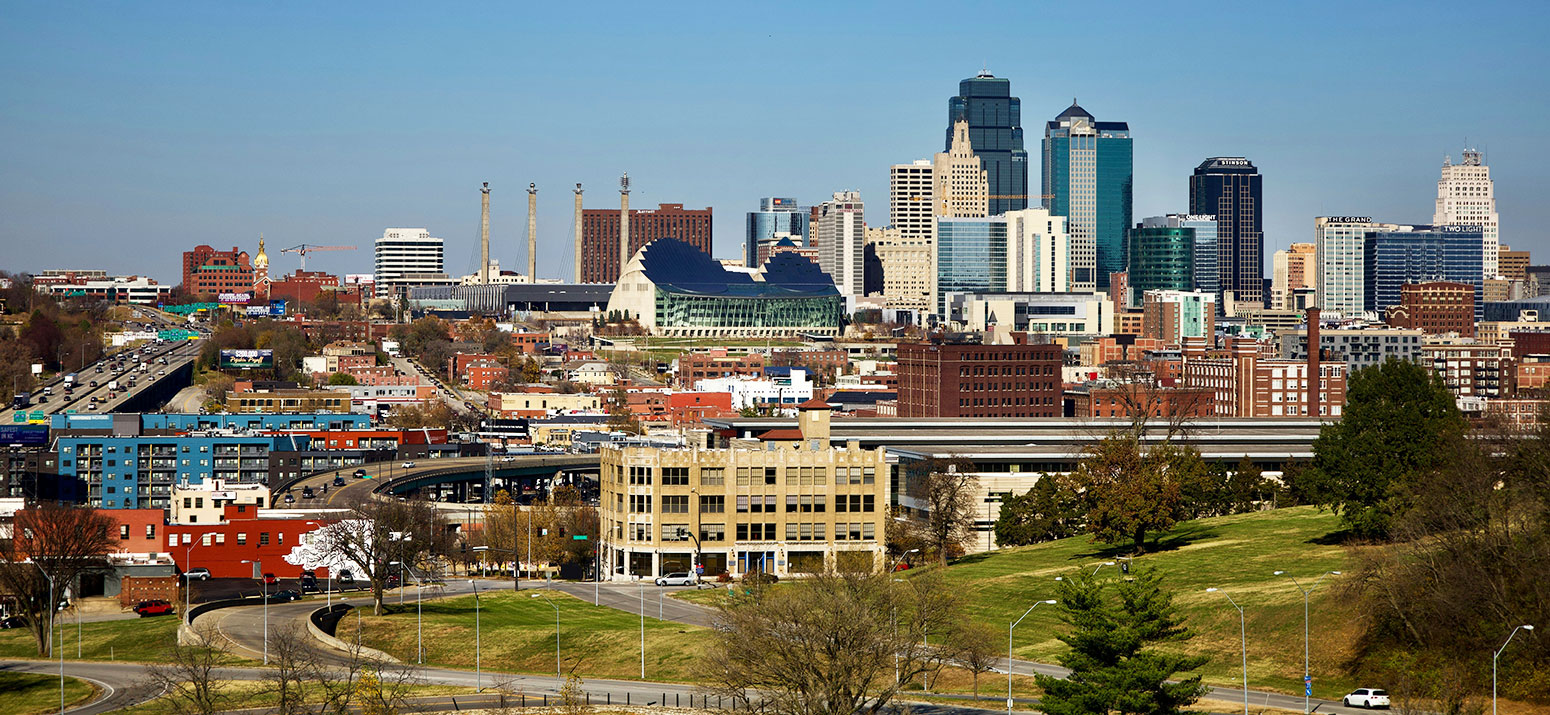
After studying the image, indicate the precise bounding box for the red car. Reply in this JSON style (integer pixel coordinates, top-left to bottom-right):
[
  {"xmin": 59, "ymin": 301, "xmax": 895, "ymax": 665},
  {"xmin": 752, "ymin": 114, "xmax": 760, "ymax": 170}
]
[
  {"xmin": 133, "ymin": 600, "xmax": 175, "ymax": 617},
  {"xmin": 262, "ymin": 572, "xmax": 278, "ymax": 585}
]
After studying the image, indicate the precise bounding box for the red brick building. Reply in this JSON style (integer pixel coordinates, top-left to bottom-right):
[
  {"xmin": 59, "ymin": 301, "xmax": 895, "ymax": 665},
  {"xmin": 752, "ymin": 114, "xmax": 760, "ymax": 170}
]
[
  {"xmin": 1180, "ymin": 336, "xmax": 1346, "ymax": 417},
  {"xmin": 679, "ymin": 350, "xmax": 764, "ymax": 388},
  {"xmin": 167, "ymin": 506, "xmax": 335, "ymax": 579},
  {"xmin": 266, "ymin": 270, "xmax": 367, "ymax": 308},
  {"xmin": 182, "ymin": 245, "xmax": 256, "ymax": 295},
  {"xmin": 895, "ymin": 338, "xmax": 1063, "ymax": 418},
  {"xmin": 1064, "ymin": 384, "xmax": 1215, "ymax": 419},
  {"xmin": 580, "ymin": 203, "xmax": 714, "ymax": 283},
  {"xmin": 1385, "ymin": 281, "xmax": 1475, "ymax": 337}
]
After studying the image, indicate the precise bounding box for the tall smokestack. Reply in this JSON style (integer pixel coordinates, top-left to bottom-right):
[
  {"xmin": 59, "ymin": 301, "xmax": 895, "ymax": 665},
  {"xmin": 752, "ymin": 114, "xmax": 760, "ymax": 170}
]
[
  {"xmin": 573, "ymin": 183, "xmax": 584, "ymax": 282},
  {"xmin": 619, "ymin": 172, "xmax": 631, "ymax": 280},
  {"xmin": 527, "ymin": 183, "xmax": 538, "ymax": 280},
  {"xmin": 1306, "ymin": 306, "xmax": 1321, "ymax": 418},
  {"xmin": 479, "ymin": 182, "xmax": 491, "ymax": 284}
]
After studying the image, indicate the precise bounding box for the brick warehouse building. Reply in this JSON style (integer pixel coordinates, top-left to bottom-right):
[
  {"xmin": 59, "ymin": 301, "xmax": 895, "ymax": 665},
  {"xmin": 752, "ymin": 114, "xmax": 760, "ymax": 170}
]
[
  {"xmin": 580, "ymin": 203, "xmax": 713, "ymax": 283},
  {"xmin": 168, "ymin": 505, "xmax": 336, "ymax": 579},
  {"xmin": 895, "ymin": 338, "xmax": 1063, "ymax": 417},
  {"xmin": 1385, "ymin": 281, "xmax": 1475, "ymax": 337}
]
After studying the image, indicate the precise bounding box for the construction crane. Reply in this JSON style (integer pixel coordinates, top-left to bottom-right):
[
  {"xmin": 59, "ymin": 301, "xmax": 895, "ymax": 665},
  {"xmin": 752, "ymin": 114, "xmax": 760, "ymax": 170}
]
[{"xmin": 279, "ymin": 244, "xmax": 356, "ymax": 271}]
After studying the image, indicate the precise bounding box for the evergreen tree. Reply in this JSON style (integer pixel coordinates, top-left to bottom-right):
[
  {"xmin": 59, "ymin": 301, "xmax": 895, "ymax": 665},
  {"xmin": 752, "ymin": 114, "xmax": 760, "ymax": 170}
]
[
  {"xmin": 1307, "ymin": 358, "xmax": 1465, "ymax": 539},
  {"xmin": 993, "ymin": 476, "xmax": 1083, "ymax": 546},
  {"xmin": 1036, "ymin": 569, "xmax": 1208, "ymax": 715}
]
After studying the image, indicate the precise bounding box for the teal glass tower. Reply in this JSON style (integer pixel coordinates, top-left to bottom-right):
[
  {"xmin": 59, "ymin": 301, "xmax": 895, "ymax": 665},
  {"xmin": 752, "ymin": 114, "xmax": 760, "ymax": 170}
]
[
  {"xmin": 1128, "ymin": 221, "xmax": 1195, "ymax": 296},
  {"xmin": 1042, "ymin": 102, "xmax": 1132, "ymax": 290},
  {"xmin": 947, "ymin": 71, "xmax": 1027, "ymax": 216}
]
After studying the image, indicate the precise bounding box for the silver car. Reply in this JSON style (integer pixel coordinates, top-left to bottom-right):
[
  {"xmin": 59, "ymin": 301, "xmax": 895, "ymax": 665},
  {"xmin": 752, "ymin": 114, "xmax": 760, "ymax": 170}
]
[{"xmin": 654, "ymin": 572, "xmax": 697, "ymax": 586}]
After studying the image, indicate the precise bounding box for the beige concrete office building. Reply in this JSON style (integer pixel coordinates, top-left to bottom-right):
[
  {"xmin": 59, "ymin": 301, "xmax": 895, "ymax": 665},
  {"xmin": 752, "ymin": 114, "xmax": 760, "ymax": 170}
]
[{"xmin": 598, "ymin": 400, "xmax": 886, "ymax": 580}]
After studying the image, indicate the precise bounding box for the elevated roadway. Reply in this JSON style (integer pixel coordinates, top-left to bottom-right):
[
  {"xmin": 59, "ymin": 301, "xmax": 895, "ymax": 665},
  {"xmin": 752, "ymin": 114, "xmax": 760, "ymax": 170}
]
[{"xmin": 276, "ymin": 454, "xmax": 599, "ymax": 510}]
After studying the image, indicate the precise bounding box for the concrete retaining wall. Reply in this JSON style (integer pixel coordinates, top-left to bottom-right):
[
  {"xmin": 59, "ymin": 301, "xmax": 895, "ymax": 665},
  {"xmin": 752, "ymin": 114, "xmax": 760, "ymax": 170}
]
[{"xmin": 307, "ymin": 603, "xmax": 400, "ymax": 663}]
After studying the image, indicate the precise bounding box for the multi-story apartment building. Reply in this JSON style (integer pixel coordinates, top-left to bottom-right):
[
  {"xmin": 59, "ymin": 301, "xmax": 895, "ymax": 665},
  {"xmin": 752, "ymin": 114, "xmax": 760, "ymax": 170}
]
[
  {"xmin": 1315, "ymin": 217, "xmax": 1399, "ymax": 316},
  {"xmin": 1421, "ymin": 339, "xmax": 1511, "ymax": 398},
  {"xmin": 1005, "ymin": 207, "xmax": 1072, "ymax": 294},
  {"xmin": 1141, "ymin": 290, "xmax": 1216, "ymax": 345},
  {"xmin": 1063, "ymin": 382, "xmax": 1215, "ymax": 419},
  {"xmin": 1181, "ymin": 336, "xmax": 1346, "ymax": 418},
  {"xmin": 182, "ymin": 245, "xmax": 256, "ymax": 296},
  {"xmin": 815, "ymin": 192, "xmax": 866, "ymax": 298},
  {"xmin": 374, "ymin": 228, "xmax": 449, "ymax": 298},
  {"xmin": 598, "ymin": 400, "xmax": 887, "ymax": 580},
  {"xmin": 1433, "ymin": 150, "xmax": 1500, "ymax": 277},
  {"xmin": 1385, "ymin": 281, "xmax": 1475, "ymax": 337},
  {"xmin": 896, "ymin": 338, "xmax": 1062, "ymax": 418},
  {"xmin": 677, "ymin": 351, "xmax": 765, "ymax": 388},
  {"xmin": 1271, "ymin": 243, "xmax": 1316, "ymax": 310},
  {"xmin": 1278, "ymin": 326, "xmax": 1424, "ymax": 371},
  {"xmin": 225, "ymin": 389, "xmax": 351, "ymax": 414},
  {"xmin": 59, "ymin": 433, "xmax": 299, "ymax": 509},
  {"xmin": 581, "ymin": 203, "xmax": 714, "ymax": 283}
]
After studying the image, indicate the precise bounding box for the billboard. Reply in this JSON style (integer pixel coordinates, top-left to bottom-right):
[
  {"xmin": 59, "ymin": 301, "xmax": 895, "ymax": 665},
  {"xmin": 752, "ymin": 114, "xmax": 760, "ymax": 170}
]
[
  {"xmin": 218, "ymin": 293, "xmax": 252, "ymax": 305},
  {"xmin": 244, "ymin": 306, "xmax": 270, "ymax": 317},
  {"xmin": 220, "ymin": 349, "xmax": 274, "ymax": 369},
  {"xmin": 0, "ymin": 425, "xmax": 48, "ymax": 445},
  {"xmin": 269, "ymin": 300, "xmax": 287, "ymax": 316}
]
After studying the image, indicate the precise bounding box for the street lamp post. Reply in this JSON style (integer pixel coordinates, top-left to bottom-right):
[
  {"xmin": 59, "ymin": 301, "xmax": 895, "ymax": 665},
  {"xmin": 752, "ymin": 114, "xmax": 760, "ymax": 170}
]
[
  {"xmin": 33, "ymin": 563, "xmax": 62, "ymax": 715},
  {"xmin": 887, "ymin": 548, "xmax": 920, "ymax": 685},
  {"xmin": 1091, "ymin": 560, "xmax": 1116, "ymax": 576},
  {"xmin": 1008, "ymin": 599, "xmax": 1057, "ymax": 715},
  {"xmin": 183, "ymin": 532, "xmax": 217, "ymax": 626},
  {"xmin": 531, "ymin": 592, "xmax": 561, "ymax": 677},
  {"xmin": 470, "ymin": 580, "xmax": 482, "ymax": 692},
  {"xmin": 1493, "ymin": 624, "xmax": 1534, "ymax": 715},
  {"xmin": 242, "ymin": 559, "xmax": 268, "ymax": 664},
  {"xmin": 639, "ymin": 579, "xmax": 645, "ymax": 679},
  {"xmin": 1207, "ymin": 588, "xmax": 1248, "ymax": 715},
  {"xmin": 1274, "ymin": 569, "xmax": 1340, "ymax": 714}
]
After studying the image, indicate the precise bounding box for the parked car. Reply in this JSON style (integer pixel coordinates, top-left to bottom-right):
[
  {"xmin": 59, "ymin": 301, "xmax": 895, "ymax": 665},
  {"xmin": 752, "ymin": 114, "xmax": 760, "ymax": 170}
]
[
  {"xmin": 385, "ymin": 574, "xmax": 401, "ymax": 588},
  {"xmin": 184, "ymin": 567, "xmax": 211, "ymax": 581},
  {"xmin": 133, "ymin": 600, "xmax": 175, "ymax": 617},
  {"xmin": 299, "ymin": 572, "xmax": 318, "ymax": 592},
  {"xmin": 0, "ymin": 615, "xmax": 28, "ymax": 629},
  {"xmin": 655, "ymin": 572, "xmax": 698, "ymax": 587},
  {"xmin": 268, "ymin": 589, "xmax": 301, "ymax": 603},
  {"xmin": 262, "ymin": 572, "xmax": 278, "ymax": 585},
  {"xmin": 1344, "ymin": 689, "xmax": 1391, "ymax": 709},
  {"xmin": 337, "ymin": 569, "xmax": 355, "ymax": 587}
]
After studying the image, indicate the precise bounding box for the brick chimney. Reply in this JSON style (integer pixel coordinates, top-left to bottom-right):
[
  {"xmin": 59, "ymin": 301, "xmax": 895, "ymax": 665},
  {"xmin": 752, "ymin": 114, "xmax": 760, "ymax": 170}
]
[{"xmin": 1306, "ymin": 307, "xmax": 1321, "ymax": 418}]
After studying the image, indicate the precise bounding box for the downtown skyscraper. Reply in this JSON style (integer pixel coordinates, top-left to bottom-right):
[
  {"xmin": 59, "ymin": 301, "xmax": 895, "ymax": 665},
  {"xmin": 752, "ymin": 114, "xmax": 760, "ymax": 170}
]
[
  {"xmin": 1433, "ymin": 149, "xmax": 1500, "ymax": 278},
  {"xmin": 947, "ymin": 71, "xmax": 1027, "ymax": 217},
  {"xmin": 1190, "ymin": 157, "xmax": 1263, "ymax": 307},
  {"xmin": 1042, "ymin": 101, "xmax": 1132, "ymax": 291}
]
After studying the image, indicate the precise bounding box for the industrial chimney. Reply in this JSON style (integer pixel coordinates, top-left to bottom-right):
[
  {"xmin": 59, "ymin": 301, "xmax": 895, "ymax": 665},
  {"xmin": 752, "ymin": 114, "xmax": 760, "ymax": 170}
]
[
  {"xmin": 479, "ymin": 182, "xmax": 491, "ymax": 284},
  {"xmin": 527, "ymin": 183, "xmax": 538, "ymax": 281},
  {"xmin": 573, "ymin": 183, "xmax": 584, "ymax": 283},
  {"xmin": 1306, "ymin": 306, "xmax": 1321, "ymax": 418},
  {"xmin": 619, "ymin": 173, "xmax": 631, "ymax": 279}
]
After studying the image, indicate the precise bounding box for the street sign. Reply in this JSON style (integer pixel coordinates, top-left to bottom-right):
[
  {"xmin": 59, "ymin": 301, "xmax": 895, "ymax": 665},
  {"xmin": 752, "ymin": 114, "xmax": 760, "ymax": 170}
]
[
  {"xmin": 1304, "ymin": 675, "xmax": 1312, "ymax": 697},
  {"xmin": 572, "ymin": 535, "xmax": 588, "ymax": 540}
]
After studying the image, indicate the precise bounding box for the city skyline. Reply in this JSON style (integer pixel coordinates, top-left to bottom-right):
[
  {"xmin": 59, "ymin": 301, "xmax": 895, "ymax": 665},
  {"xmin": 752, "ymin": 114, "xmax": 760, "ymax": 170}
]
[{"xmin": 2, "ymin": 2, "xmax": 1546, "ymax": 285}]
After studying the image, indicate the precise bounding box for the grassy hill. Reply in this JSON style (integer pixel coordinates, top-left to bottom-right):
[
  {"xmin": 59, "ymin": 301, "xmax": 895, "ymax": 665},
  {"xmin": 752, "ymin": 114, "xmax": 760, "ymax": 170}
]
[{"xmin": 933, "ymin": 506, "xmax": 1365, "ymax": 700}]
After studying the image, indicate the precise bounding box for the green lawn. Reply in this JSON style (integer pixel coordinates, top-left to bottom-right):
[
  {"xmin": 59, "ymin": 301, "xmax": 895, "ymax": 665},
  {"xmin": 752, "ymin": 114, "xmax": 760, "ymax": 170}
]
[
  {"xmin": 0, "ymin": 615, "xmax": 186, "ymax": 663},
  {"xmin": 0, "ymin": 672, "xmax": 97, "ymax": 715},
  {"xmin": 111, "ymin": 680, "xmax": 482, "ymax": 715},
  {"xmin": 931, "ymin": 506, "xmax": 1361, "ymax": 700},
  {"xmin": 356, "ymin": 589, "xmax": 709, "ymax": 682}
]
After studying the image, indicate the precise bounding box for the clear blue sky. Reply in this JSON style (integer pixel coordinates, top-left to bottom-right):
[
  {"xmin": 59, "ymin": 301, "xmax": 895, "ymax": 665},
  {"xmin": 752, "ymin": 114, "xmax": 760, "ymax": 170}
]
[{"xmin": 3, "ymin": 1, "xmax": 1546, "ymax": 284}]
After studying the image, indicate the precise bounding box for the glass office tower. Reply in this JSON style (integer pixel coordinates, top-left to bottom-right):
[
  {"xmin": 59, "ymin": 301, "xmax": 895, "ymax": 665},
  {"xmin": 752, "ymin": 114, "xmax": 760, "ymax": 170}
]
[
  {"xmin": 1042, "ymin": 102, "xmax": 1132, "ymax": 290},
  {"xmin": 1364, "ymin": 225, "xmax": 1484, "ymax": 318},
  {"xmin": 1128, "ymin": 221, "xmax": 1195, "ymax": 296},
  {"xmin": 936, "ymin": 217, "xmax": 1008, "ymax": 315},
  {"xmin": 1190, "ymin": 158, "xmax": 1263, "ymax": 306},
  {"xmin": 745, "ymin": 197, "xmax": 810, "ymax": 267},
  {"xmin": 947, "ymin": 72, "xmax": 1027, "ymax": 216}
]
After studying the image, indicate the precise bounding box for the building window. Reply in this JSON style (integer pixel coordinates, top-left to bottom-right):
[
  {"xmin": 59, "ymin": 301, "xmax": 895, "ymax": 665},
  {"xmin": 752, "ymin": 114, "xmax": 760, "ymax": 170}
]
[
  {"xmin": 700, "ymin": 468, "xmax": 724, "ymax": 486},
  {"xmin": 119, "ymin": 525, "xmax": 129, "ymax": 540},
  {"xmin": 698, "ymin": 495, "xmax": 724, "ymax": 513},
  {"xmin": 237, "ymin": 533, "xmax": 247, "ymax": 545},
  {"xmin": 661, "ymin": 467, "xmax": 689, "ymax": 486},
  {"xmin": 661, "ymin": 495, "xmax": 689, "ymax": 514},
  {"xmin": 146, "ymin": 524, "xmax": 156, "ymax": 538},
  {"xmin": 259, "ymin": 532, "xmax": 269, "ymax": 546},
  {"xmin": 700, "ymin": 523, "xmax": 725, "ymax": 542}
]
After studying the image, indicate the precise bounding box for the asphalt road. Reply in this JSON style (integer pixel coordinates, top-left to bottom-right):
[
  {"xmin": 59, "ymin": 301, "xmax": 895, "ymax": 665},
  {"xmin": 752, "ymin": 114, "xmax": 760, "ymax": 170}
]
[{"xmin": 3, "ymin": 338, "xmax": 201, "ymax": 421}]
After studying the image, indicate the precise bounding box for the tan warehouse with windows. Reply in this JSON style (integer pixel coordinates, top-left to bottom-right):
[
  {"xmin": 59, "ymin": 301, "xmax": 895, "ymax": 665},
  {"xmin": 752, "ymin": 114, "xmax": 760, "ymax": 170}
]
[{"xmin": 598, "ymin": 400, "xmax": 887, "ymax": 580}]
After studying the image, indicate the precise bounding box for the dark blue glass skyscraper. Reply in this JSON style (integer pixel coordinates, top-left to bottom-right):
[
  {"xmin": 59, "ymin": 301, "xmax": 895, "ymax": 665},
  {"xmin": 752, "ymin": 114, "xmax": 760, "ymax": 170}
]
[
  {"xmin": 1364, "ymin": 225, "xmax": 1484, "ymax": 318},
  {"xmin": 1042, "ymin": 102, "xmax": 1132, "ymax": 291},
  {"xmin": 1190, "ymin": 158, "xmax": 1263, "ymax": 307},
  {"xmin": 745, "ymin": 197, "xmax": 810, "ymax": 267},
  {"xmin": 947, "ymin": 72, "xmax": 1027, "ymax": 217}
]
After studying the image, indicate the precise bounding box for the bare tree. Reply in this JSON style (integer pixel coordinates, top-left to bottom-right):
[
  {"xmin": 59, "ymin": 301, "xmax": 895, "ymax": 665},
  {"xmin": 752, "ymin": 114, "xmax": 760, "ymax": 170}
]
[
  {"xmin": 355, "ymin": 660, "xmax": 422, "ymax": 715},
  {"xmin": 0, "ymin": 504, "xmax": 115, "ymax": 655},
  {"xmin": 144, "ymin": 626, "xmax": 229, "ymax": 715},
  {"xmin": 952, "ymin": 621, "xmax": 1001, "ymax": 702},
  {"xmin": 310, "ymin": 497, "xmax": 450, "ymax": 615},
  {"xmin": 701, "ymin": 569, "xmax": 965, "ymax": 715},
  {"xmin": 265, "ymin": 624, "xmax": 312, "ymax": 714},
  {"xmin": 904, "ymin": 457, "xmax": 980, "ymax": 565}
]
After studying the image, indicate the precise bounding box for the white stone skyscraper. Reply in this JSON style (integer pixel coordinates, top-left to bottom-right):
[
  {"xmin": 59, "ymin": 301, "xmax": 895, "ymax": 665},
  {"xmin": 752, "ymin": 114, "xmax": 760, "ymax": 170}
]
[
  {"xmin": 374, "ymin": 228, "xmax": 448, "ymax": 298},
  {"xmin": 882, "ymin": 121, "xmax": 991, "ymax": 314},
  {"xmin": 816, "ymin": 191, "xmax": 866, "ymax": 298},
  {"xmin": 1433, "ymin": 149, "xmax": 1500, "ymax": 277}
]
